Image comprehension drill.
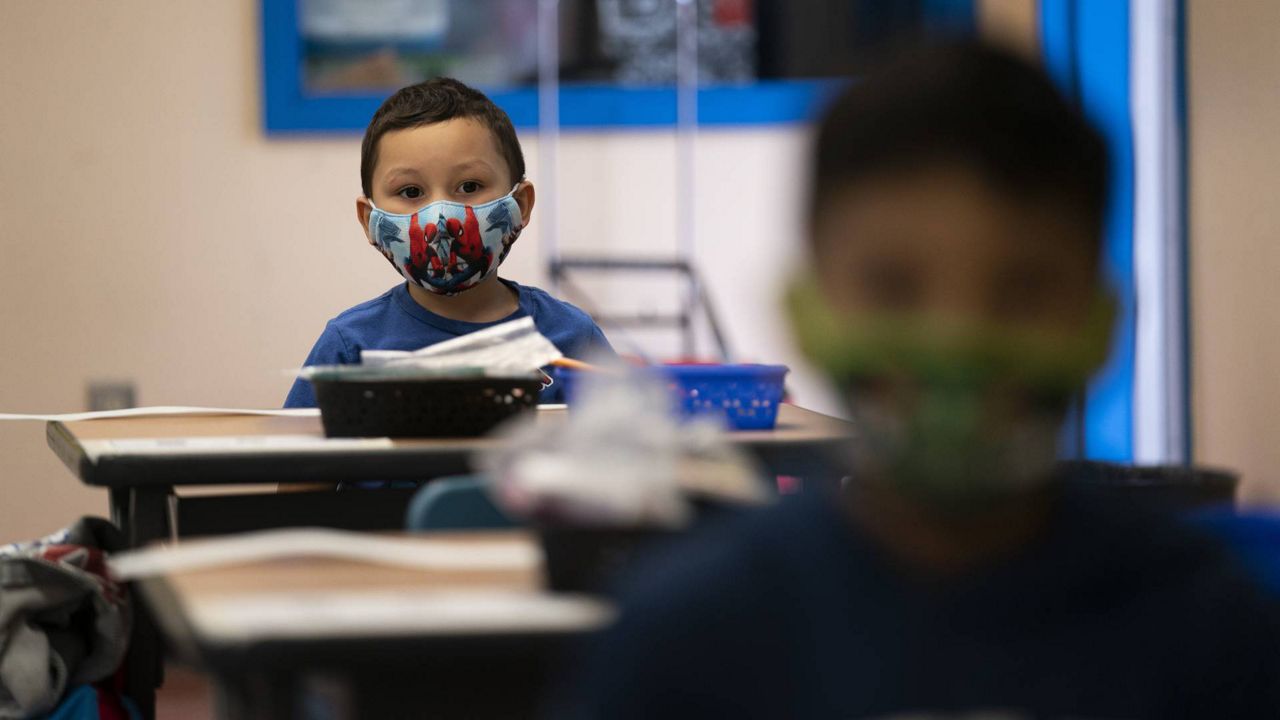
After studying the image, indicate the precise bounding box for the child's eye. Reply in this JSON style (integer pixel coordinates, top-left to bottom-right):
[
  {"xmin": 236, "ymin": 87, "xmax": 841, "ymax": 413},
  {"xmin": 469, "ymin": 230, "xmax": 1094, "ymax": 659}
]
[
  {"xmin": 398, "ymin": 186, "xmax": 423, "ymax": 200},
  {"xmin": 457, "ymin": 181, "xmax": 482, "ymax": 195}
]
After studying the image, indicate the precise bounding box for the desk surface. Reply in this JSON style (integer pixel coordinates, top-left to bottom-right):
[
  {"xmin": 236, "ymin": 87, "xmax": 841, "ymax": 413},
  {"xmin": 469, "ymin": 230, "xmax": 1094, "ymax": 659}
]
[
  {"xmin": 137, "ymin": 531, "xmax": 616, "ymax": 717},
  {"xmin": 50, "ymin": 403, "xmax": 852, "ymax": 488},
  {"xmin": 137, "ymin": 531, "xmax": 611, "ymax": 657}
]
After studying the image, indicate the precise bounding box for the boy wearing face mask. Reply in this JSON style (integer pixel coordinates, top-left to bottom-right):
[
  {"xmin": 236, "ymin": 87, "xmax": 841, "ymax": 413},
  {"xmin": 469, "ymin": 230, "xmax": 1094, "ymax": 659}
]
[
  {"xmin": 558, "ymin": 42, "xmax": 1280, "ymax": 719},
  {"xmin": 284, "ymin": 78, "xmax": 612, "ymax": 407}
]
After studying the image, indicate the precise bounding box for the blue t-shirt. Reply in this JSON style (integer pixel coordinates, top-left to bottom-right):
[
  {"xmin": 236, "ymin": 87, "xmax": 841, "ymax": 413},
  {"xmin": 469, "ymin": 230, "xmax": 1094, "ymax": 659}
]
[
  {"xmin": 558, "ymin": 488, "xmax": 1280, "ymax": 719},
  {"xmin": 284, "ymin": 280, "xmax": 612, "ymax": 407}
]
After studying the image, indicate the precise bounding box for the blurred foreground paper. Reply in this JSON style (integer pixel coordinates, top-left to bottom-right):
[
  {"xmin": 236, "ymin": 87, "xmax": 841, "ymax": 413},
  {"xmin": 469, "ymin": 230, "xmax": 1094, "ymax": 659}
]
[
  {"xmin": 109, "ymin": 527, "xmax": 539, "ymax": 580},
  {"xmin": 188, "ymin": 589, "xmax": 614, "ymax": 641}
]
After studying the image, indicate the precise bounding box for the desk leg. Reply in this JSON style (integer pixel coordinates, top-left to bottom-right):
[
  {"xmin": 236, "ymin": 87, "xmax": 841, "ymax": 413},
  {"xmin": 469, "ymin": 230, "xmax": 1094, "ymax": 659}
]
[
  {"xmin": 127, "ymin": 485, "xmax": 172, "ymax": 547},
  {"xmin": 109, "ymin": 488, "xmax": 131, "ymax": 537},
  {"xmin": 117, "ymin": 486, "xmax": 173, "ymax": 720}
]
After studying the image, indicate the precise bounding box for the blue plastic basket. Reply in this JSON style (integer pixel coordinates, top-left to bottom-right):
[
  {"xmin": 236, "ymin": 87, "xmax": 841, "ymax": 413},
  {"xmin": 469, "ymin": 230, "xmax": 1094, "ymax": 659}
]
[
  {"xmin": 551, "ymin": 363, "xmax": 790, "ymax": 430},
  {"xmin": 658, "ymin": 364, "xmax": 790, "ymax": 430}
]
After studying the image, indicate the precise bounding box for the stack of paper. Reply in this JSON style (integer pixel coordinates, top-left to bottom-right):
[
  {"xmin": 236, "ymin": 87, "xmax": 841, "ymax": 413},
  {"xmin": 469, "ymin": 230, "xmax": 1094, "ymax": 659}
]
[{"xmin": 301, "ymin": 317, "xmax": 561, "ymax": 381}]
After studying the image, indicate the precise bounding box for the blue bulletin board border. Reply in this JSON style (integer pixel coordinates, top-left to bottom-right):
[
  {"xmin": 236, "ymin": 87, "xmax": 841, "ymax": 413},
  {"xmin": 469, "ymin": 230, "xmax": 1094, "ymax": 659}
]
[
  {"xmin": 1041, "ymin": 0, "xmax": 1139, "ymax": 462},
  {"xmin": 261, "ymin": 0, "xmax": 842, "ymax": 133}
]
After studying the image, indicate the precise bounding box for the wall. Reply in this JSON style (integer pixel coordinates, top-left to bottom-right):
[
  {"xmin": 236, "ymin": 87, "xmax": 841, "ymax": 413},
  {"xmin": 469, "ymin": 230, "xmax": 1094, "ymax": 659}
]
[
  {"xmin": 5, "ymin": 0, "xmax": 1267, "ymax": 542},
  {"xmin": 1187, "ymin": 0, "xmax": 1280, "ymax": 502},
  {"xmin": 0, "ymin": 0, "xmax": 824, "ymax": 542},
  {"xmin": 977, "ymin": 0, "xmax": 1038, "ymax": 57}
]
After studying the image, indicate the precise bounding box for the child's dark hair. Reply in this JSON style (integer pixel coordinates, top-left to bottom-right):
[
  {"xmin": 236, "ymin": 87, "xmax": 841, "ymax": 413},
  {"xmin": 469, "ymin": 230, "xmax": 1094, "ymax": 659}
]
[
  {"xmin": 811, "ymin": 41, "xmax": 1109, "ymax": 247},
  {"xmin": 360, "ymin": 77, "xmax": 526, "ymax": 198}
]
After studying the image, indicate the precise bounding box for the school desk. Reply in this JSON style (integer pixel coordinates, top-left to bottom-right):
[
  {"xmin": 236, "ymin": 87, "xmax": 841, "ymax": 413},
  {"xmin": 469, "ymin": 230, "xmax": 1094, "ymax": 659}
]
[
  {"xmin": 45, "ymin": 403, "xmax": 850, "ymax": 718},
  {"xmin": 132, "ymin": 531, "xmax": 610, "ymax": 719},
  {"xmin": 46, "ymin": 403, "xmax": 853, "ymax": 547}
]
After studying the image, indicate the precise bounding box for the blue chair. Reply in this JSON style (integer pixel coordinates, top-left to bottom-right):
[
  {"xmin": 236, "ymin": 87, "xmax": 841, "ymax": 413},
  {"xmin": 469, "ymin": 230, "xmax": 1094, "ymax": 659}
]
[
  {"xmin": 1189, "ymin": 508, "xmax": 1280, "ymax": 596},
  {"xmin": 405, "ymin": 475, "xmax": 519, "ymax": 532}
]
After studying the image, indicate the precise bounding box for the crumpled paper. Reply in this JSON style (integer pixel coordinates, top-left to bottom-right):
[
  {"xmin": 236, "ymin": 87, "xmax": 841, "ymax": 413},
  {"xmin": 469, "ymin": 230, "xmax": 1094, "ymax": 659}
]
[{"xmin": 480, "ymin": 361, "xmax": 767, "ymax": 529}]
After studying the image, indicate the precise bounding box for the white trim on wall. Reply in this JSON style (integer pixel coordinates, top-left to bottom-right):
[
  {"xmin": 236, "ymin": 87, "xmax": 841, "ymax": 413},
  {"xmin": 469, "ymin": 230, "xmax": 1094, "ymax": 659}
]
[{"xmin": 1131, "ymin": 0, "xmax": 1188, "ymax": 464}]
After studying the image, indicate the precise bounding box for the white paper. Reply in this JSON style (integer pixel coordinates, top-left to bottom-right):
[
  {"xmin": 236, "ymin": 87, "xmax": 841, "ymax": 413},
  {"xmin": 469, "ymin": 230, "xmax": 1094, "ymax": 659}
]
[
  {"xmin": 355, "ymin": 316, "xmax": 562, "ymax": 374},
  {"xmin": 187, "ymin": 589, "xmax": 614, "ymax": 642},
  {"xmin": 109, "ymin": 527, "xmax": 540, "ymax": 580},
  {"xmin": 80, "ymin": 435, "xmax": 393, "ymax": 462},
  {"xmin": 0, "ymin": 406, "xmax": 320, "ymax": 422}
]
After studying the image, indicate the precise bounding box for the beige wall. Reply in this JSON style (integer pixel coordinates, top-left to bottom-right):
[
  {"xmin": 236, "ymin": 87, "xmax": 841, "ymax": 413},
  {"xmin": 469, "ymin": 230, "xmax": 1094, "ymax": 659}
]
[
  {"xmin": 977, "ymin": 0, "xmax": 1038, "ymax": 57},
  {"xmin": 1188, "ymin": 0, "xmax": 1280, "ymax": 501},
  {"xmin": 0, "ymin": 0, "xmax": 825, "ymax": 542},
  {"xmin": 4, "ymin": 0, "xmax": 1273, "ymax": 542}
]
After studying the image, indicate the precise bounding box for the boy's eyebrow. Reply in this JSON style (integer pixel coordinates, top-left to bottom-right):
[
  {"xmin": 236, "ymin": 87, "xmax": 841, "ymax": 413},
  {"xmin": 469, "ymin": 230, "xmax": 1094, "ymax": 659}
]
[
  {"xmin": 381, "ymin": 166, "xmax": 422, "ymax": 180},
  {"xmin": 380, "ymin": 160, "xmax": 496, "ymax": 181},
  {"xmin": 446, "ymin": 159, "xmax": 496, "ymax": 173}
]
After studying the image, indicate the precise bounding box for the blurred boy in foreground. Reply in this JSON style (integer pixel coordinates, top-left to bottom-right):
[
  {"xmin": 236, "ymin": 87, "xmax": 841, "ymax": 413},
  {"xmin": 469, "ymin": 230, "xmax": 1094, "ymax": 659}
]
[{"xmin": 559, "ymin": 42, "xmax": 1280, "ymax": 719}]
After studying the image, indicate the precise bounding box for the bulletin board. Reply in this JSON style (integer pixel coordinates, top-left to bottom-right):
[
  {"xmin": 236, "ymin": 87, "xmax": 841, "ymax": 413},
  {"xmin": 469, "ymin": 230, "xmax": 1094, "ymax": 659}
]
[{"xmin": 257, "ymin": 0, "xmax": 909, "ymax": 132}]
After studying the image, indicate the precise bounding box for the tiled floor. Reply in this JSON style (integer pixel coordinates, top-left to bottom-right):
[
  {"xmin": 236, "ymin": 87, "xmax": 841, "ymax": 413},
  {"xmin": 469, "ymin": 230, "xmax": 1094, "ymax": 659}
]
[{"xmin": 156, "ymin": 665, "xmax": 214, "ymax": 720}]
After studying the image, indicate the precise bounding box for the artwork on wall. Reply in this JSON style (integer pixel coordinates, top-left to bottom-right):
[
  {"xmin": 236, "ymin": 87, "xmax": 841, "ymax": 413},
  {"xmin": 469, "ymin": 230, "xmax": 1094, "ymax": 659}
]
[{"xmin": 262, "ymin": 0, "xmax": 974, "ymax": 132}]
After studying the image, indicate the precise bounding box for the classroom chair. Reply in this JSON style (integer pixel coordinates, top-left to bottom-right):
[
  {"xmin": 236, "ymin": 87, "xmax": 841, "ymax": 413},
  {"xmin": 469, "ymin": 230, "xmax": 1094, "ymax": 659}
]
[
  {"xmin": 1058, "ymin": 460, "xmax": 1238, "ymax": 513},
  {"xmin": 405, "ymin": 475, "xmax": 519, "ymax": 532},
  {"xmin": 1059, "ymin": 461, "xmax": 1280, "ymax": 598},
  {"xmin": 1189, "ymin": 508, "xmax": 1280, "ymax": 596}
]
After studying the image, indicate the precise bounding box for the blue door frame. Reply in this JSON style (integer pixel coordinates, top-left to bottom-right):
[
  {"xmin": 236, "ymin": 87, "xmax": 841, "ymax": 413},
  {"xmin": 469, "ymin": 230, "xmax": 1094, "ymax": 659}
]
[{"xmin": 1041, "ymin": 0, "xmax": 1136, "ymax": 462}]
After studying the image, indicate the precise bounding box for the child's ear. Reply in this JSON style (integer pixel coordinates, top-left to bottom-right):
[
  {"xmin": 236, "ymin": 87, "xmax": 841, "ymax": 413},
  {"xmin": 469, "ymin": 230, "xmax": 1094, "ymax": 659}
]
[
  {"xmin": 355, "ymin": 196, "xmax": 376, "ymax": 247},
  {"xmin": 514, "ymin": 181, "xmax": 535, "ymax": 228}
]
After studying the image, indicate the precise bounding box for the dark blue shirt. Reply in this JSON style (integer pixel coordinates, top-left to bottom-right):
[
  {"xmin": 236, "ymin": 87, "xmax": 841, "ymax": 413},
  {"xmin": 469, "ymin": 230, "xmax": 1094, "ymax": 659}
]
[
  {"xmin": 284, "ymin": 281, "xmax": 612, "ymax": 407},
  {"xmin": 561, "ymin": 488, "xmax": 1280, "ymax": 719}
]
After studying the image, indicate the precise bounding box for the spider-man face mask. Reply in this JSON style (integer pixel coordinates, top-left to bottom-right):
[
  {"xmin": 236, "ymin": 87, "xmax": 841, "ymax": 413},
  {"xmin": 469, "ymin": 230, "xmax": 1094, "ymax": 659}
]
[{"xmin": 367, "ymin": 185, "xmax": 524, "ymax": 296}]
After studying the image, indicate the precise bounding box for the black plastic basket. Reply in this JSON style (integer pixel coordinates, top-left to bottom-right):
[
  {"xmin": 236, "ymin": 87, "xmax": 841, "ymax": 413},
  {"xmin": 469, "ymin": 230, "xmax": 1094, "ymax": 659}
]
[{"xmin": 312, "ymin": 375, "xmax": 542, "ymax": 438}]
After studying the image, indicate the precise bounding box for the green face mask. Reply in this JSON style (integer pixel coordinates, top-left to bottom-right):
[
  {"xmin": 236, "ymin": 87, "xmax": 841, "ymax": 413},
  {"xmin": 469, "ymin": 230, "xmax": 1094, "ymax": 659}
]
[{"xmin": 786, "ymin": 281, "xmax": 1115, "ymax": 512}]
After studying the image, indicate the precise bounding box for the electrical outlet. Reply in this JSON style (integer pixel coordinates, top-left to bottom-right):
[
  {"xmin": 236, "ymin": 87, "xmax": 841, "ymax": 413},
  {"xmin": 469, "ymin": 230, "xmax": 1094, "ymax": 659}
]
[{"xmin": 87, "ymin": 381, "xmax": 136, "ymax": 411}]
